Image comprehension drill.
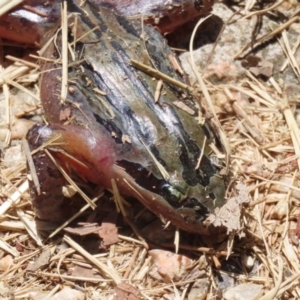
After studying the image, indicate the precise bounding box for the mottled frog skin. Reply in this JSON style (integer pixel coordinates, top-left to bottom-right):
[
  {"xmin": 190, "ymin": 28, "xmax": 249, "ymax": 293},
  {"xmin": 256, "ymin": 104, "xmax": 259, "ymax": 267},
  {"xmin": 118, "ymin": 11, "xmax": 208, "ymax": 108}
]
[{"xmin": 24, "ymin": 0, "xmax": 226, "ymax": 235}]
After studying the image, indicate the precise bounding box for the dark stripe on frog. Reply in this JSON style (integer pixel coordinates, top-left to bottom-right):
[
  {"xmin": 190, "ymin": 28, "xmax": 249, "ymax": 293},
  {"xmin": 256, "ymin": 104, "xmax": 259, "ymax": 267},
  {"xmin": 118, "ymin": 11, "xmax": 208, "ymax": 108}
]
[
  {"xmin": 73, "ymin": 6, "xmax": 217, "ymax": 187},
  {"xmin": 107, "ymin": 42, "xmax": 217, "ymax": 185},
  {"xmin": 79, "ymin": 27, "xmax": 217, "ymax": 187},
  {"xmin": 142, "ymin": 26, "xmax": 179, "ymax": 76},
  {"xmin": 93, "ymin": 108, "xmax": 168, "ymax": 166},
  {"xmin": 70, "ymin": 0, "xmax": 141, "ymax": 40},
  {"xmin": 155, "ymin": 103, "xmax": 216, "ymax": 186},
  {"xmin": 117, "ymin": 159, "xmax": 179, "ymax": 205},
  {"xmin": 115, "ymin": 15, "xmax": 140, "ymax": 39},
  {"xmin": 67, "ymin": 0, "xmax": 107, "ymax": 35},
  {"xmin": 116, "ymin": 160, "xmax": 209, "ymax": 212},
  {"xmin": 117, "ymin": 159, "xmax": 210, "ymax": 219},
  {"xmin": 89, "ymin": 48, "xmax": 215, "ymax": 187}
]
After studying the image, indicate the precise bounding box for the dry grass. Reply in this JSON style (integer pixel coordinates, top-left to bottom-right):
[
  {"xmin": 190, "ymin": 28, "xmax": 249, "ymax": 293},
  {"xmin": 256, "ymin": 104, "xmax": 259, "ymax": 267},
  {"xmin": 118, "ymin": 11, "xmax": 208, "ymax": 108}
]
[{"xmin": 1, "ymin": 0, "xmax": 300, "ymax": 299}]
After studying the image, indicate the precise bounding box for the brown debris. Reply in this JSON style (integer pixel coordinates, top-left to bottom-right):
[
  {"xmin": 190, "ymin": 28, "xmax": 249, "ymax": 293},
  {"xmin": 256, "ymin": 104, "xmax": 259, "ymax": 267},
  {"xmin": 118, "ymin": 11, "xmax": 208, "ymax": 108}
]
[
  {"xmin": 207, "ymin": 183, "xmax": 249, "ymax": 234},
  {"xmin": 26, "ymin": 248, "xmax": 51, "ymax": 271},
  {"xmin": 113, "ymin": 283, "xmax": 140, "ymax": 300},
  {"xmin": 2, "ymin": 0, "xmax": 300, "ymax": 299},
  {"xmin": 64, "ymin": 223, "xmax": 102, "ymax": 236},
  {"xmin": 98, "ymin": 221, "xmax": 119, "ymax": 246},
  {"xmin": 149, "ymin": 249, "xmax": 193, "ymax": 283}
]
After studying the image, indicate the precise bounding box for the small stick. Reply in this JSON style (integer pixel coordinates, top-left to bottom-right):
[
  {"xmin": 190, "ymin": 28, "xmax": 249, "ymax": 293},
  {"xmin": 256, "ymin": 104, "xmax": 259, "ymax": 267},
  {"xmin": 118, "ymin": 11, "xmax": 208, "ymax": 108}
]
[
  {"xmin": 130, "ymin": 59, "xmax": 193, "ymax": 92},
  {"xmin": 0, "ymin": 0, "xmax": 23, "ymax": 16},
  {"xmin": 48, "ymin": 191, "xmax": 103, "ymax": 239},
  {"xmin": 60, "ymin": 1, "xmax": 69, "ymax": 102},
  {"xmin": 123, "ymin": 247, "xmax": 140, "ymax": 279},
  {"xmin": 5, "ymin": 55, "xmax": 39, "ymax": 69},
  {"xmin": 232, "ymin": 101, "xmax": 264, "ymax": 144},
  {"xmin": 63, "ymin": 234, "xmax": 121, "ymax": 284},
  {"xmin": 44, "ymin": 149, "xmax": 96, "ymax": 209},
  {"xmin": 0, "ymin": 181, "xmax": 29, "ymax": 217},
  {"xmin": 15, "ymin": 105, "xmax": 42, "ymax": 118},
  {"xmin": 154, "ymin": 79, "xmax": 163, "ymax": 103},
  {"xmin": 22, "ymin": 139, "xmax": 40, "ymax": 195}
]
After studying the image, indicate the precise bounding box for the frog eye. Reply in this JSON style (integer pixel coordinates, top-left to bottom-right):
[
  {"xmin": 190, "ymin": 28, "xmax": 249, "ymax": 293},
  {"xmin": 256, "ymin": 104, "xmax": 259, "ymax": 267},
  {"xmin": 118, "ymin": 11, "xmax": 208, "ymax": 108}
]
[{"xmin": 160, "ymin": 183, "xmax": 184, "ymax": 205}]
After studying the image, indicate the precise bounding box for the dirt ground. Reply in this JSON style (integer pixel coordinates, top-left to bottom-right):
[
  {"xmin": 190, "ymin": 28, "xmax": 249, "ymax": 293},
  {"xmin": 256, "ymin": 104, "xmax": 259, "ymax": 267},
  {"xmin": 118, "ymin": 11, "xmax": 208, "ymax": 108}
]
[{"xmin": 1, "ymin": 0, "xmax": 300, "ymax": 299}]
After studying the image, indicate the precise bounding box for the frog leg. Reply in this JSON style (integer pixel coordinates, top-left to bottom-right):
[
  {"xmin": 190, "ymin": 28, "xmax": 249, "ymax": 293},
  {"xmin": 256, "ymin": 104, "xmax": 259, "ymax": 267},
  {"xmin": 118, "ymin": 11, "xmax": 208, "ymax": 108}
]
[
  {"xmin": 111, "ymin": 164, "xmax": 220, "ymax": 236},
  {"xmin": 27, "ymin": 123, "xmax": 220, "ymax": 235},
  {"xmin": 26, "ymin": 122, "xmax": 117, "ymax": 221}
]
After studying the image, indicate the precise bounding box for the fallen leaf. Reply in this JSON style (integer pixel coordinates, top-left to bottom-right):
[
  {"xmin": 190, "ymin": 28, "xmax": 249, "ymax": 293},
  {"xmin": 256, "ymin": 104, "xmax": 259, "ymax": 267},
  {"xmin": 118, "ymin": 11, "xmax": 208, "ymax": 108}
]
[
  {"xmin": 249, "ymin": 61, "xmax": 273, "ymax": 77},
  {"xmin": 149, "ymin": 249, "xmax": 193, "ymax": 283},
  {"xmin": 43, "ymin": 287, "xmax": 85, "ymax": 300},
  {"xmin": 241, "ymin": 55, "xmax": 261, "ymax": 68},
  {"xmin": 0, "ymin": 255, "xmax": 13, "ymax": 272},
  {"xmin": 206, "ymin": 183, "xmax": 249, "ymax": 234},
  {"xmin": 71, "ymin": 265, "xmax": 103, "ymax": 280},
  {"xmin": 98, "ymin": 222, "xmax": 119, "ymax": 246},
  {"xmin": 64, "ymin": 224, "xmax": 102, "ymax": 236},
  {"xmin": 113, "ymin": 283, "xmax": 139, "ymax": 300},
  {"xmin": 26, "ymin": 248, "xmax": 51, "ymax": 271}
]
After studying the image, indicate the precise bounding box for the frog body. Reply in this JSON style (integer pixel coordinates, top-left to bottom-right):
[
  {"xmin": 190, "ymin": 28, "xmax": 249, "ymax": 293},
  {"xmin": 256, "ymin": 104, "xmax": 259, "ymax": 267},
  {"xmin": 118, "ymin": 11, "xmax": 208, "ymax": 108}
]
[{"xmin": 24, "ymin": 0, "xmax": 226, "ymax": 234}]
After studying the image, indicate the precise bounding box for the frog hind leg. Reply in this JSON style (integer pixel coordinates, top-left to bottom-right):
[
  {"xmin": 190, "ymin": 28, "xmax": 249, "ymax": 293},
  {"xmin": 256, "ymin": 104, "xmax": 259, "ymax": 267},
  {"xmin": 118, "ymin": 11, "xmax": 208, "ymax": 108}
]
[
  {"xmin": 27, "ymin": 124, "xmax": 68, "ymax": 221},
  {"xmin": 26, "ymin": 123, "xmax": 117, "ymax": 221}
]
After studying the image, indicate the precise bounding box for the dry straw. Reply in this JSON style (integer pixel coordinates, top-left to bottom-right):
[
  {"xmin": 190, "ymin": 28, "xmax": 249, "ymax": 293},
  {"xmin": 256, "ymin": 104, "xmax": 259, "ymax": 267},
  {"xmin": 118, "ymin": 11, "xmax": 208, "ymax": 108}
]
[{"xmin": 1, "ymin": 0, "xmax": 300, "ymax": 299}]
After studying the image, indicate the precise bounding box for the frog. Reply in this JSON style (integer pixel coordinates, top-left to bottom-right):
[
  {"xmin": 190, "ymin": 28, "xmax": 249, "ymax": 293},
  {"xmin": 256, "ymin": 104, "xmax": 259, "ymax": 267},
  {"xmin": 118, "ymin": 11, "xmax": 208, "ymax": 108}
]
[{"xmin": 3, "ymin": 0, "xmax": 227, "ymax": 235}]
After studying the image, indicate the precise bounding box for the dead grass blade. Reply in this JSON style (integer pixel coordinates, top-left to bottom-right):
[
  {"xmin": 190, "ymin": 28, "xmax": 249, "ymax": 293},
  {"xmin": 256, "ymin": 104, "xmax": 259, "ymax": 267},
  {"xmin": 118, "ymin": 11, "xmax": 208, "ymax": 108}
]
[
  {"xmin": 0, "ymin": 181, "xmax": 29, "ymax": 217},
  {"xmin": 63, "ymin": 234, "xmax": 121, "ymax": 284},
  {"xmin": 48, "ymin": 190, "xmax": 104, "ymax": 239},
  {"xmin": 234, "ymin": 16, "xmax": 299, "ymax": 58},
  {"xmin": 130, "ymin": 59, "xmax": 192, "ymax": 92},
  {"xmin": 16, "ymin": 208, "xmax": 43, "ymax": 246},
  {"xmin": 189, "ymin": 15, "xmax": 230, "ymax": 173},
  {"xmin": 44, "ymin": 149, "xmax": 97, "ymax": 209},
  {"xmin": 60, "ymin": 1, "xmax": 68, "ymax": 102},
  {"xmin": 0, "ymin": 0, "xmax": 23, "ymax": 16}
]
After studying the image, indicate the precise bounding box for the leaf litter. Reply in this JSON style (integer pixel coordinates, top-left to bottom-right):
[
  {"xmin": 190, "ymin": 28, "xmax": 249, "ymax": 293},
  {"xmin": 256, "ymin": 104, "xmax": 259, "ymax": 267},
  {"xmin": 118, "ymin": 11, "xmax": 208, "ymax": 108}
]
[{"xmin": 1, "ymin": 0, "xmax": 300, "ymax": 299}]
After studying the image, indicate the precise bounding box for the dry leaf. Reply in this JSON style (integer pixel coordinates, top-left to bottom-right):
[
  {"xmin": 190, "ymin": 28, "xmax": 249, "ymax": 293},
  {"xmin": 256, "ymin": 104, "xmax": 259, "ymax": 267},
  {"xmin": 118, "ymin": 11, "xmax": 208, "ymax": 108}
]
[
  {"xmin": 249, "ymin": 61, "xmax": 273, "ymax": 77},
  {"xmin": 26, "ymin": 248, "xmax": 51, "ymax": 271},
  {"xmin": 98, "ymin": 222, "xmax": 119, "ymax": 246},
  {"xmin": 0, "ymin": 255, "xmax": 13, "ymax": 271},
  {"xmin": 64, "ymin": 224, "xmax": 101, "ymax": 236},
  {"xmin": 46, "ymin": 287, "xmax": 85, "ymax": 300},
  {"xmin": 72, "ymin": 265, "xmax": 103, "ymax": 280},
  {"xmin": 241, "ymin": 55, "xmax": 261, "ymax": 68},
  {"xmin": 113, "ymin": 283, "xmax": 139, "ymax": 300},
  {"xmin": 206, "ymin": 183, "xmax": 249, "ymax": 234},
  {"xmin": 149, "ymin": 249, "xmax": 193, "ymax": 283}
]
